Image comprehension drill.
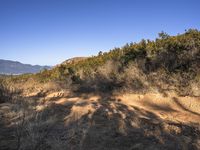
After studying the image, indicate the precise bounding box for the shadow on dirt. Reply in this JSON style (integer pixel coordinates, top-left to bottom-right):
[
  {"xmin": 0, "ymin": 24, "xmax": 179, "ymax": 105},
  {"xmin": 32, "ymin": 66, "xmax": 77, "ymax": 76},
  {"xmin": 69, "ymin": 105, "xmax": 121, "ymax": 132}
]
[{"xmin": 0, "ymin": 90, "xmax": 200, "ymax": 150}]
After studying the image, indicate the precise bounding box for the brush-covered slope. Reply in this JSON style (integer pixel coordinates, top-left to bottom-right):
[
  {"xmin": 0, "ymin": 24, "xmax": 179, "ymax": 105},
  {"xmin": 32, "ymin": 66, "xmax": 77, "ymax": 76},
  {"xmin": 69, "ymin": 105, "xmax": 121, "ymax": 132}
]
[{"xmin": 5, "ymin": 29, "xmax": 200, "ymax": 96}]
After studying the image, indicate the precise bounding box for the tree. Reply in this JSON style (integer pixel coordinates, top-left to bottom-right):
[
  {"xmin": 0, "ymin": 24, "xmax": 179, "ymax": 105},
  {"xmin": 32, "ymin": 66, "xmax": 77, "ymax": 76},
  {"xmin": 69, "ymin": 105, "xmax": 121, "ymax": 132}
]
[
  {"xmin": 98, "ymin": 51, "xmax": 103, "ymax": 56},
  {"xmin": 158, "ymin": 31, "xmax": 170, "ymax": 39}
]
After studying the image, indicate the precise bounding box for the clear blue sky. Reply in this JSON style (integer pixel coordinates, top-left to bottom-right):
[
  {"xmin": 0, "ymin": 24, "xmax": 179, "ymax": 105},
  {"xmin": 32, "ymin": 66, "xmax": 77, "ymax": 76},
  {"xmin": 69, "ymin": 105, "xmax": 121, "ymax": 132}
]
[{"xmin": 0, "ymin": 0, "xmax": 200, "ymax": 65}]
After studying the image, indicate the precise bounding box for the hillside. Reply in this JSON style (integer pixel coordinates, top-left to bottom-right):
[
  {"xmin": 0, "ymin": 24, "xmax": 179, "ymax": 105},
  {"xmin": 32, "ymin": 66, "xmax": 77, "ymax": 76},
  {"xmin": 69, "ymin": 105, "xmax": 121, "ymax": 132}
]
[
  {"xmin": 61, "ymin": 57, "xmax": 88, "ymax": 65},
  {"xmin": 0, "ymin": 59, "xmax": 51, "ymax": 74},
  {"xmin": 4, "ymin": 29, "xmax": 200, "ymax": 96},
  {"xmin": 0, "ymin": 29, "xmax": 200, "ymax": 150}
]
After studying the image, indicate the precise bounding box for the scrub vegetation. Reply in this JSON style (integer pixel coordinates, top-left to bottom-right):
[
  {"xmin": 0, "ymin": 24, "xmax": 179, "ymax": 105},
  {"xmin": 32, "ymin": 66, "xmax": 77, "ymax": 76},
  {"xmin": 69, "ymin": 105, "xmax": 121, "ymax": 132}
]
[{"xmin": 0, "ymin": 29, "xmax": 200, "ymax": 150}]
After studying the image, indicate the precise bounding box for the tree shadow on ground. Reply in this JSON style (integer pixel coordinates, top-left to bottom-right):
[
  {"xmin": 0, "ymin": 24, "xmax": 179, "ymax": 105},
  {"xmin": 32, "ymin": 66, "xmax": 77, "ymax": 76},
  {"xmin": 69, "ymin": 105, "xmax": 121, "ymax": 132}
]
[
  {"xmin": 172, "ymin": 97, "xmax": 200, "ymax": 116},
  {"xmin": 76, "ymin": 96, "xmax": 200, "ymax": 150},
  {"xmin": 0, "ymin": 91, "xmax": 200, "ymax": 150}
]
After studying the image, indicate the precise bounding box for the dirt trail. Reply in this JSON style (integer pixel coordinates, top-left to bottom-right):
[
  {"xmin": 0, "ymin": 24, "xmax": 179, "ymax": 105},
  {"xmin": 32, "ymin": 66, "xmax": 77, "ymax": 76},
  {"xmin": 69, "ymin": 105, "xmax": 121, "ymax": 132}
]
[
  {"xmin": 117, "ymin": 93, "xmax": 200, "ymax": 124},
  {"xmin": 1, "ymin": 90, "xmax": 200, "ymax": 150},
  {"xmin": 43, "ymin": 91, "xmax": 200, "ymax": 125},
  {"xmin": 44, "ymin": 91, "xmax": 200, "ymax": 150}
]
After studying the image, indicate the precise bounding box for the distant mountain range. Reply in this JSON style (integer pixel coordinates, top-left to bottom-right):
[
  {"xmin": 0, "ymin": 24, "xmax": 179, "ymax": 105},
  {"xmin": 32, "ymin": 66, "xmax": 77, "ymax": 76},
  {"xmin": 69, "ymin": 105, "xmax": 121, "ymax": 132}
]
[{"xmin": 0, "ymin": 59, "xmax": 51, "ymax": 75}]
